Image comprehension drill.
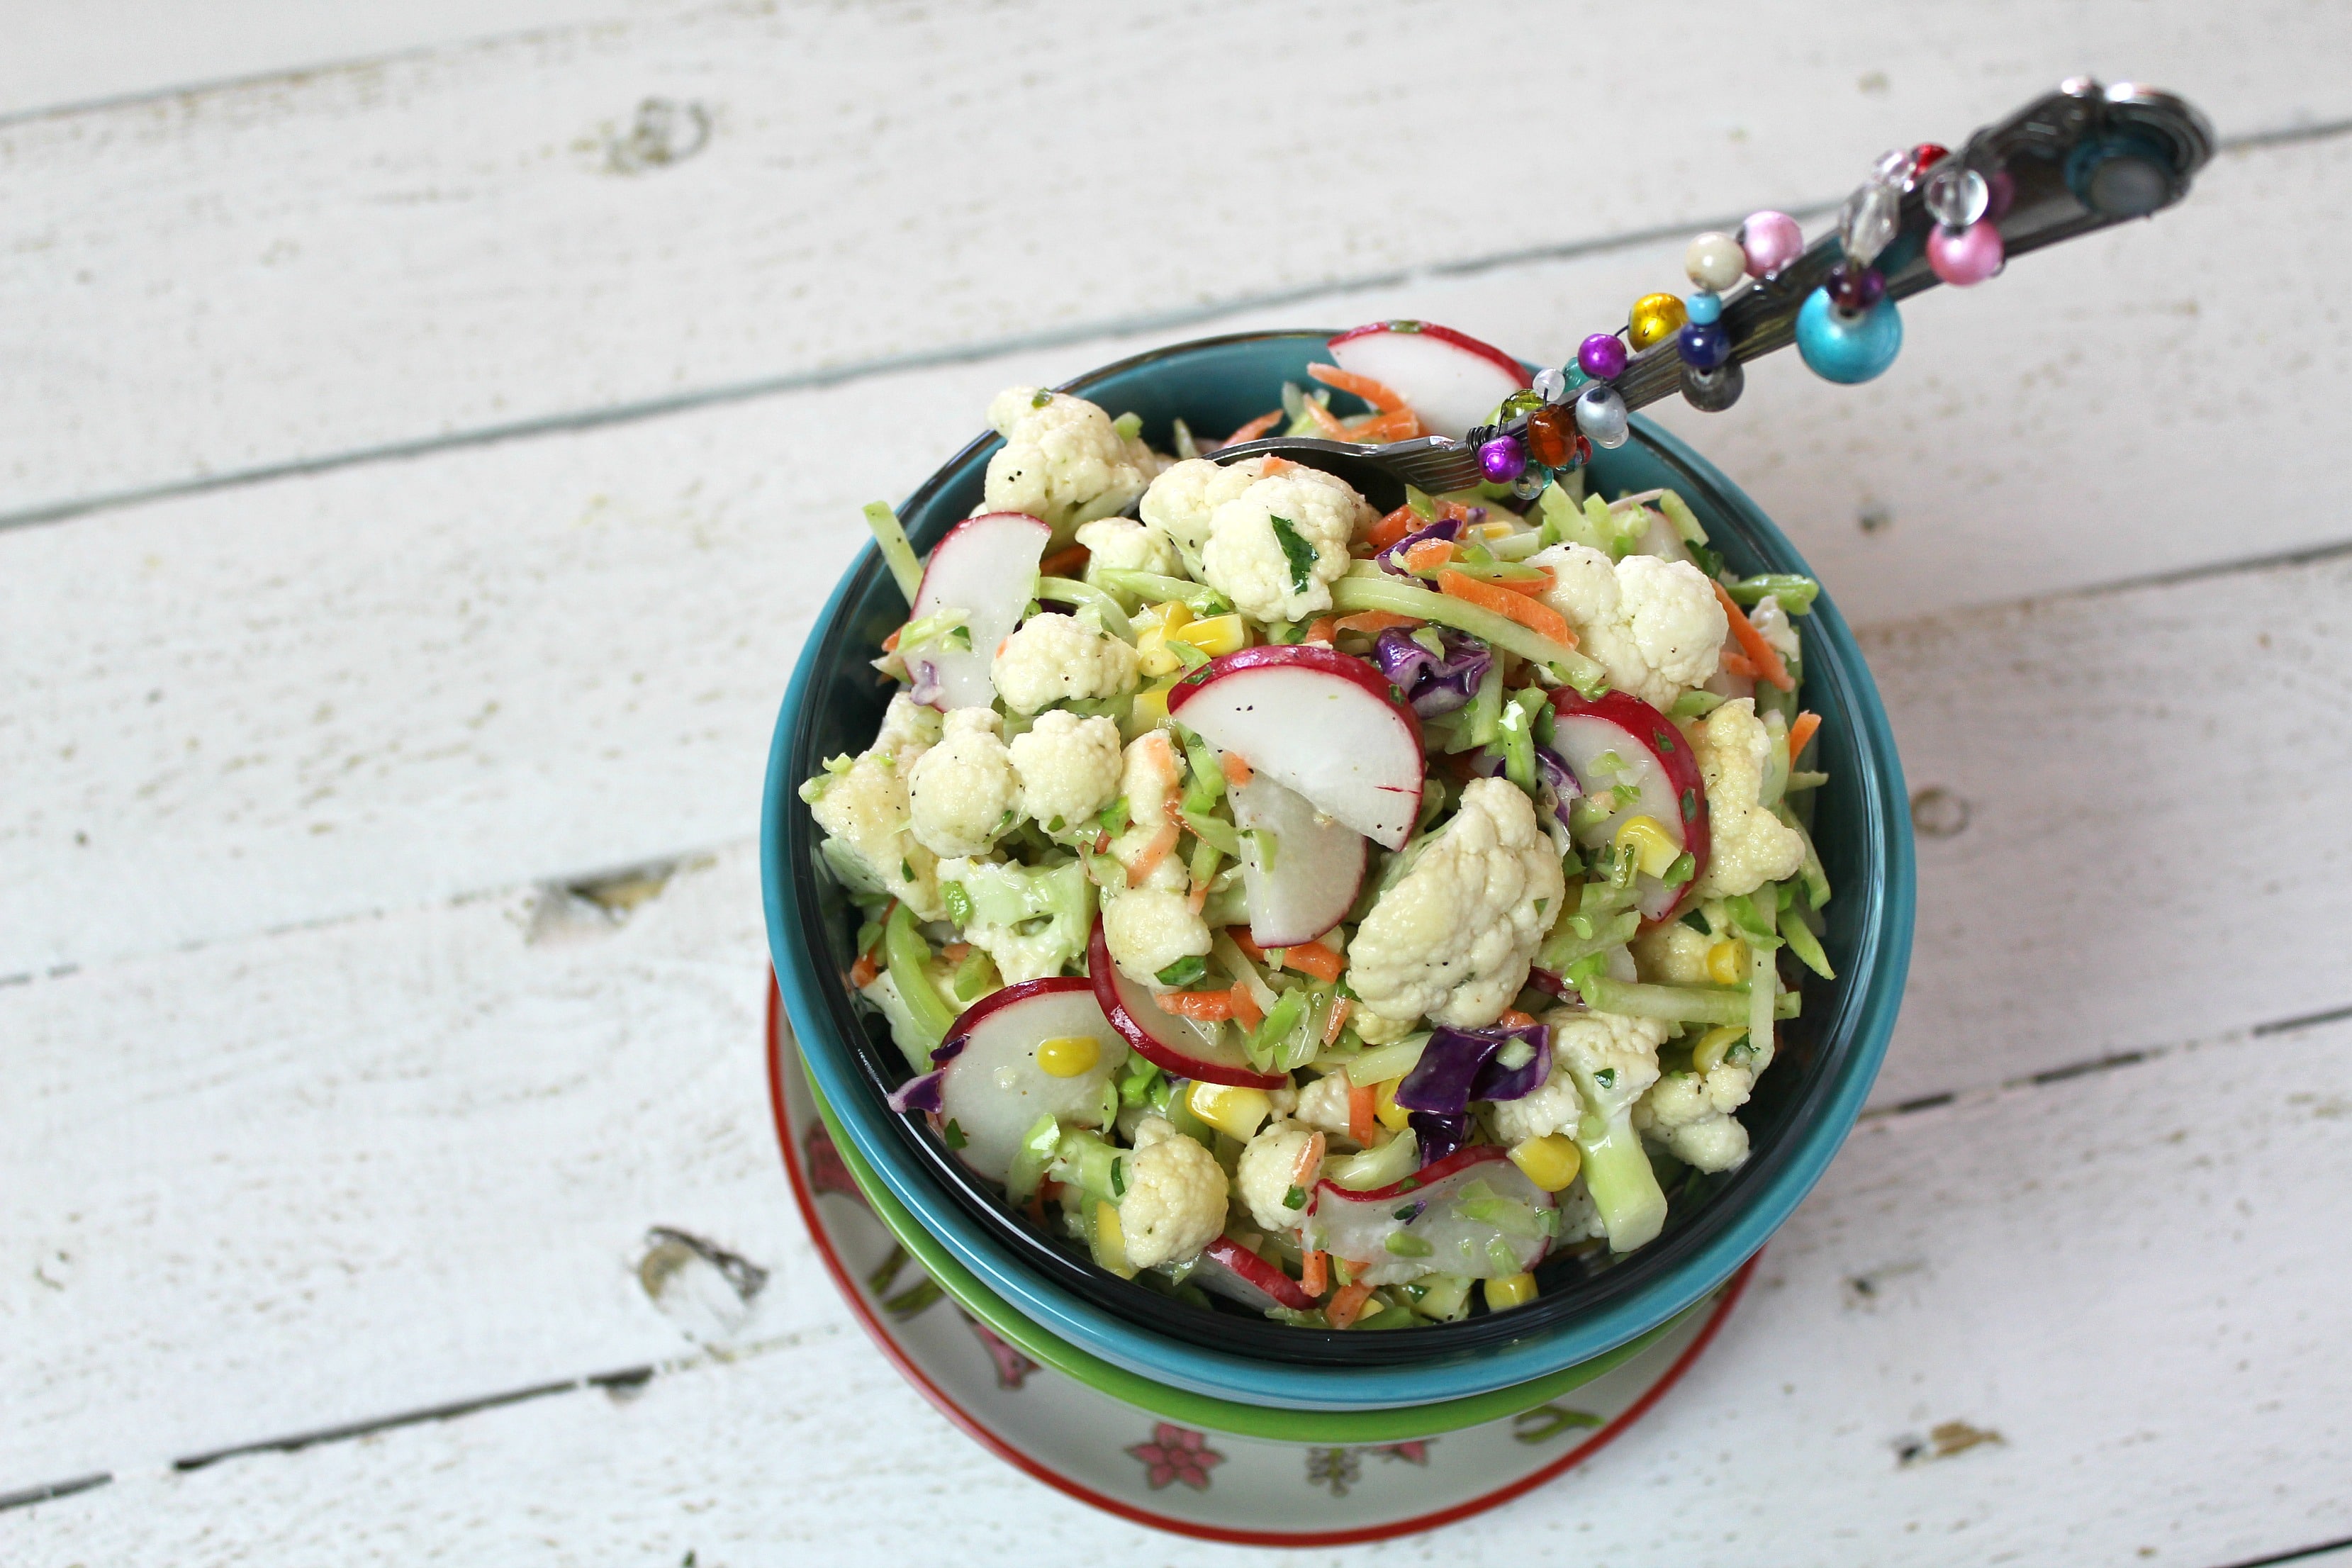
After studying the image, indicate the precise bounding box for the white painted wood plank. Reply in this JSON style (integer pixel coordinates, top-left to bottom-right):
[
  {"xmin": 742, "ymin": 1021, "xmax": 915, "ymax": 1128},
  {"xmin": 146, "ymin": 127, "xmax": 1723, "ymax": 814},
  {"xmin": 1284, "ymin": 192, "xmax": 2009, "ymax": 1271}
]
[
  {"xmin": 7, "ymin": 1016, "xmax": 2343, "ymax": 1567},
  {"xmin": 5, "ymin": 0, "xmax": 2346, "ymax": 513},
  {"xmin": 0, "ymin": 0, "xmax": 678, "ymax": 121}
]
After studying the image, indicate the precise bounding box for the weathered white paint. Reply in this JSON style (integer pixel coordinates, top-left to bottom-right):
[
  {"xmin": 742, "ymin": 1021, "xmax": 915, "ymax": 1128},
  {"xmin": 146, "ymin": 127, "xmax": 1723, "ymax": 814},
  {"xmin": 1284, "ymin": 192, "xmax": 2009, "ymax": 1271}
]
[
  {"xmin": 8, "ymin": 1017, "xmax": 2345, "ymax": 1567},
  {"xmin": 4, "ymin": 0, "xmax": 2346, "ymax": 513}
]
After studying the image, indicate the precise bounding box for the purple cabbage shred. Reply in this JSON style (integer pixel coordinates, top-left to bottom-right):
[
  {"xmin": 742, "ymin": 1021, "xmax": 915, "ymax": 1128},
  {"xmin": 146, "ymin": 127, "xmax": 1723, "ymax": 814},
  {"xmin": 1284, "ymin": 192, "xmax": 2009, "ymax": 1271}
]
[
  {"xmin": 1408, "ymin": 1110, "xmax": 1470, "ymax": 1167},
  {"xmin": 1394, "ymin": 1020, "xmax": 1553, "ymax": 1121},
  {"xmin": 907, "ymin": 659, "xmax": 944, "ymax": 707},
  {"xmin": 1371, "ymin": 627, "xmax": 1494, "ymax": 717},
  {"xmin": 1373, "ymin": 512, "xmax": 1467, "ymax": 576},
  {"xmin": 886, "ymin": 1068, "xmax": 946, "ymax": 1115}
]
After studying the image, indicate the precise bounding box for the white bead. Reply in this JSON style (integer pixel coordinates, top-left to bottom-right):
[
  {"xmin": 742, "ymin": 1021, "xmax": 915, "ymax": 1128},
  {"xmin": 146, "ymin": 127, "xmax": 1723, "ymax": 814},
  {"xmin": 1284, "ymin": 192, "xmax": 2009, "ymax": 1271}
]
[
  {"xmin": 1532, "ymin": 366, "xmax": 1572, "ymax": 404},
  {"xmin": 1684, "ymin": 231, "xmax": 1747, "ymax": 293},
  {"xmin": 1574, "ymin": 384, "xmax": 1630, "ymax": 449}
]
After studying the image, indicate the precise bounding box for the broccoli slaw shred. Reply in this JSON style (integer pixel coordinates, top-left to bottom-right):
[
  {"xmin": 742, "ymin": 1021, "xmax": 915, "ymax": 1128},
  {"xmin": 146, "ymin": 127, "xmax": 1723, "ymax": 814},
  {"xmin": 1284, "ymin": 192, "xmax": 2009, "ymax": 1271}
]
[{"xmin": 800, "ymin": 369, "xmax": 1833, "ymax": 1329}]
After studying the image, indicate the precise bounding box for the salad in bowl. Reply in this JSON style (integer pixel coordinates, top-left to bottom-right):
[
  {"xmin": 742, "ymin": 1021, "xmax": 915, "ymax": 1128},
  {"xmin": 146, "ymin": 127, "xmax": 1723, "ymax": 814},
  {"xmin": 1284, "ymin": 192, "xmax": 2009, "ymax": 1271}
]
[{"xmin": 797, "ymin": 330, "xmax": 1836, "ymax": 1334}]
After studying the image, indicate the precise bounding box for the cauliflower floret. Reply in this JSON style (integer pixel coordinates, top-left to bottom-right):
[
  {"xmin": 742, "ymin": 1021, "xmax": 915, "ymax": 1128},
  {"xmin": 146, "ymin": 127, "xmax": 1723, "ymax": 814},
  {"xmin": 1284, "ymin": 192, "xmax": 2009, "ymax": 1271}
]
[
  {"xmin": 1235, "ymin": 1119, "xmax": 1321, "ymax": 1232},
  {"xmin": 1198, "ymin": 468, "xmax": 1375, "ymax": 622},
  {"xmin": 1075, "ymin": 516, "xmax": 1180, "ymax": 580},
  {"xmin": 1635, "ymin": 1064, "xmax": 1758, "ymax": 1172},
  {"xmin": 1531, "ymin": 544, "xmax": 1728, "ymax": 708},
  {"xmin": 873, "ymin": 692, "xmax": 942, "ymax": 768},
  {"xmin": 935, "ymin": 855, "xmax": 1092, "ymax": 983},
  {"xmin": 1546, "ymin": 1007, "xmax": 1672, "ymax": 1250},
  {"xmin": 1102, "ymin": 885, "xmax": 1211, "ymax": 986},
  {"xmin": 1749, "ymin": 595, "xmax": 1801, "ymax": 665},
  {"xmin": 1550, "ymin": 1009, "xmax": 1669, "ymax": 1111},
  {"xmin": 980, "ymin": 388, "xmax": 1167, "ymax": 546},
  {"xmin": 1117, "ymin": 1116, "xmax": 1229, "ymax": 1268},
  {"xmin": 1488, "ymin": 1060, "xmax": 1585, "ymax": 1146},
  {"xmin": 1552, "ymin": 1179, "xmax": 1609, "ymax": 1245},
  {"xmin": 991, "ymin": 612, "xmax": 1140, "ymax": 715},
  {"xmin": 802, "ymin": 747, "xmax": 943, "ymax": 920},
  {"xmin": 1104, "ymin": 732, "xmax": 1185, "ymax": 892},
  {"xmin": 1138, "ymin": 456, "xmax": 1267, "ymax": 557},
  {"xmin": 1345, "ymin": 778, "xmax": 1565, "ymax": 1035},
  {"xmin": 1007, "ymin": 710, "xmax": 1123, "ymax": 834},
  {"xmin": 1632, "ymin": 920, "xmax": 1715, "ymax": 985},
  {"xmin": 1293, "ymin": 1070, "xmax": 1360, "ymax": 1146},
  {"xmin": 906, "ymin": 707, "xmax": 1018, "ymax": 858},
  {"xmin": 1690, "ymin": 698, "xmax": 1806, "ymax": 899}
]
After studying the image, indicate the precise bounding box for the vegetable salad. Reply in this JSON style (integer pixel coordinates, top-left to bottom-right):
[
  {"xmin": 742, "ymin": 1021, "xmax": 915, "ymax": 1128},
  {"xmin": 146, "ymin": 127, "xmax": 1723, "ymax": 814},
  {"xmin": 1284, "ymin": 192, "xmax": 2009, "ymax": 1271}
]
[{"xmin": 800, "ymin": 360, "xmax": 1834, "ymax": 1329}]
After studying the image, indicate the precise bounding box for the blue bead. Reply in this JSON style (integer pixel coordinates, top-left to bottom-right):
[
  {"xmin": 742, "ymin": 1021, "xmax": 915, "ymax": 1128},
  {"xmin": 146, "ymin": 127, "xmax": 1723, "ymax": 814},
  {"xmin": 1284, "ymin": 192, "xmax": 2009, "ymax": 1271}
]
[
  {"xmin": 1684, "ymin": 291, "xmax": 1723, "ymax": 325},
  {"xmin": 1676, "ymin": 321, "xmax": 1731, "ymax": 369},
  {"xmin": 1794, "ymin": 287, "xmax": 1903, "ymax": 383}
]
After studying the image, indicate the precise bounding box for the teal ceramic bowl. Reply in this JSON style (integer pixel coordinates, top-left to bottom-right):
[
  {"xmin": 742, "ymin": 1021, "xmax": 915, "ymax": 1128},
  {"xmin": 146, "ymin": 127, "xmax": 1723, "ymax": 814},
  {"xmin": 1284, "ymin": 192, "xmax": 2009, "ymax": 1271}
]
[{"xmin": 764, "ymin": 330, "xmax": 1914, "ymax": 1409}]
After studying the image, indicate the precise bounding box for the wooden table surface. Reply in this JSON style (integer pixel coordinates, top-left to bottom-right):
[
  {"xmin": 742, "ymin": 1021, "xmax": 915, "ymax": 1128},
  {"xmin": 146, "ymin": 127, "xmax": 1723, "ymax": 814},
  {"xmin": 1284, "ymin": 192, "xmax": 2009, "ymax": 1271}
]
[{"xmin": 7, "ymin": 4, "xmax": 2350, "ymax": 1563}]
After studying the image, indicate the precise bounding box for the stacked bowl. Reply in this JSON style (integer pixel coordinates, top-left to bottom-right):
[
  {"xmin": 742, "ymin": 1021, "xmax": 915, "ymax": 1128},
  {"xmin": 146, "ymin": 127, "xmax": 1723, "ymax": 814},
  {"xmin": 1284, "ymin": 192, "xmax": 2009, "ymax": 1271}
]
[{"xmin": 762, "ymin": 330, "xmax": 1915, "ymax": 1444}]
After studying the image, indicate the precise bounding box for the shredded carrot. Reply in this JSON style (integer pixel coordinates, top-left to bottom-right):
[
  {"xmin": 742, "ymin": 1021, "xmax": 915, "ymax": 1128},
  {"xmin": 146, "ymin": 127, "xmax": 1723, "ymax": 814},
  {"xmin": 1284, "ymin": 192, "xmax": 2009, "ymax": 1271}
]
[
  {"xmin": 1720, "ymin": 650, "xmax": 1761, "ymax": 679},
  {"xmin": 1284, "ymin": 939, "xmax": 1345, "ymax": 984},
  {"xmin": 881, "ymin": 627, "xmax": 902, "ymax": 653},
  {"xmin": 1712, "ymin": 580, "xmax": 1795, "ymax": 692},
  {"xmin": 1436, "ymin": 569, "xmax": 1578, "ymax": 646},
  {"xmin": 1094, "ymin": 831, "xmax": 1111, "ymax": 854},
  {"xmin": 1228, "ymin": 983, "xmax": 1265, "ymax": 1031},
  {"xmin": 848, "ymin": 951, "xmax": 880, "ymax": 989},
  {"xmin": 1367, "ymin": 506, "xmax": 1420, "ymax": 554},
  {"xmin": 1037, "ymin": 1178, "xmax": 1066, "ymax": 1202},
  {"xmin": 1299, "ymin": 1249, "xmax": 1328, "ymax": 1299},
  {"xmin": 1326, "ymin": 1279, "xmax": 1377, "ymax": 1329},
  {"xmin": 1433, "ymin": 498, "xmax": 1478, "ymax": 524},
  {"xmin": 1221, "ymin": 753, "xmax": 1255, "ymax": 787},
  {"xmin": 1306, "ymin": 362, "xmax": 1409, "ymax": 413},
  {"xmin": 1292, "ymin": 1131, "xmax": 1327, "ymax": 1186},
  {"xmin": 1402, "ymin": 539, "xmax": 1456, "ymax": 574},
  {"xmin": 1187, "ymin": 881, "xmax": 1211, "ymax": 914},
  {"xmin": 1304, "ymin": 616, "xmax": 1340, "ymax": 645},
  {"xmin": 1334, "ymin": 610, "xmax": 1421, "ymax": 636},
  {"xmin": 1323, "ymin": 997, "xmax": 1354, "ymax": 1046},
  {"xmin": 1301, "ymin": 398, "xmax": 1352, "ymax": 439},
  {"xmin": 1349, "ymin": 407, "xmax": 1426, "ymax": 442},
  {"xmin": 1260, "ymin": 454, "xmax": 1297, "ymax": 476},
  {"xmin": 942, "ymin": 941, "xmax": 971, "ymax": 962},
  {"xmin": 1221, "ymin": 409, "xmax": 1282, "ymax": 447},
  {"xmin": 1348, "ymin": 1082, "xmax": 1377, "ymax": 1146},
  {"xmin": 1485, "ymin": 566, "xmax": 1556, "ymax": 598},
  {"xmin": 1039, "ymin": 544, "xmax": 1090, "ymax": 578},
  {"xmin": 1787, "ymin": 710, "xmax": 1822, "ymax": 764},
  {"xmin": 1126, "ymin": 821, "xmax": 1180, "ymax": 884},
  {"xmin": 1163, "ymin": 990, "xmax": 1237, "ymax": 1022},
  {"xmin": 1228, "ymin": 930, "xmax": 1269, "ymax": 963},
  {"xmin": 1499, "ymin": 1008, "xmax": 1538, "ymax": 1031}
]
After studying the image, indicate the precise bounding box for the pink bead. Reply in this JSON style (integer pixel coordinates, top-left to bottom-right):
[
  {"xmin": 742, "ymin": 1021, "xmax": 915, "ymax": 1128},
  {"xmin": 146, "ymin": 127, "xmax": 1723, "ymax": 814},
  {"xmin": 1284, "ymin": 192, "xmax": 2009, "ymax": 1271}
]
[
  {"xmin": 1737, "ymin": 211, "xmax": 1804, "ymax": 277},
  {"xmin": 1927, "ymin": 220, "xmax": 2005, "ymax": 286}
]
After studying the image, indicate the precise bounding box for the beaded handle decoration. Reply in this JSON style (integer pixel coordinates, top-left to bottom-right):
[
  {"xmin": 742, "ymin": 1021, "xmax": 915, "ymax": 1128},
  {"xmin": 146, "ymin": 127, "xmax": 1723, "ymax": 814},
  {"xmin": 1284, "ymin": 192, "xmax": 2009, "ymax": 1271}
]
[{"xmin": 1464, "ymin": 78, "xmax": 2214, "ymax": 500}]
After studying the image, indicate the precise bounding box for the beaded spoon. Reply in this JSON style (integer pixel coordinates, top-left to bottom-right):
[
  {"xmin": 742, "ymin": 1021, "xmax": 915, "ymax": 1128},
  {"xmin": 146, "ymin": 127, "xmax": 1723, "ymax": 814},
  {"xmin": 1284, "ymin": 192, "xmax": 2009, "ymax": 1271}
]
[{"xmin": 1212, "ymin": 77, "xmax": 2214, "ymax": 510}]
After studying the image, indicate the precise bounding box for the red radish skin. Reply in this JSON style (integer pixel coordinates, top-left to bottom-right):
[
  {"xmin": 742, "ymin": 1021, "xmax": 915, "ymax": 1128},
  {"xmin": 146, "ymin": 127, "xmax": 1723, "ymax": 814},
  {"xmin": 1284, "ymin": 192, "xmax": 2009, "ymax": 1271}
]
[
  {"xmin": 1307, "ymin": 1146, "xmax": 1555, "ymax": 1284},
  {"xmin": 1326, "ymin": 321, "xmax": 1530, "ymax": 442},
  {"xmin": 1195, "ymin": 1236, "xmax": 1318, "ymax": 1313},
  {"xmin": 907, "ymin": 511, "xmax": 1051, "ymax": 710},
  {"xmin": 1087, "ymin": 919, "xmax": 1289, "ymax": 1090},
  {"xmin": 1309, "ymin": 1143, "xmax": 1516, "ymax": 1205},
  {"xmin": 1167, "ymin": 645, "xmax": 1425, "ymax": 851},
  {"xmin": 1547, "ymin": 688, "xmax": 1712, "ymax": 924}
]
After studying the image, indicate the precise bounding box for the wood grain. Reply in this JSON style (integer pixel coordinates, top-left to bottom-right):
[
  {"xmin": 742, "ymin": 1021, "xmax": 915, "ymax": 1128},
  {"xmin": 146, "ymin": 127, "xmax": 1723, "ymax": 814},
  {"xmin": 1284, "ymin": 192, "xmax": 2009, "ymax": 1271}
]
[{"xmin": 5, "ymin": 0, "xmax": 2347, "ymax": 515}]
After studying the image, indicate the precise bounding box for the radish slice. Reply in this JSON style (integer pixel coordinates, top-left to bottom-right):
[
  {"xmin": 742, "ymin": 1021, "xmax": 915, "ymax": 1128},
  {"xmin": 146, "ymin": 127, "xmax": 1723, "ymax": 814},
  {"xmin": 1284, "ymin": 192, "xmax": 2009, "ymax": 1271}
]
[
  {"xmin": 1192, "ymin": 1236, "xmax": 1317, "ymax": 1313},
  {"xmin": 1228, "ymin": 773, "xmax": 1366, "ymax": 947},
  {"xmin": 1304, "ymin": 1146, "xmax": 1555, "ymax": 1286},
  {"xmin": 1167, "ymin": 645, "xmax": 1423, "ymax": 851},
  {"xmin": 1327, "ymin": 321, "xmax": 1530, "ymax": 442},
  {"xmin": 935, "ymin": 977, "xmax": 1129, "ymax": 1182},
  {"xmin": 1087, "ymin": 919, "xmax": 1288, "ymax": 1090},
  {"xmin": 1547, "ymin": 688, "xmax": 1712, "ymax": 922},
  {"xmin": 908, "ymin": 512, "xmax": 1050, "ymax": 710}
]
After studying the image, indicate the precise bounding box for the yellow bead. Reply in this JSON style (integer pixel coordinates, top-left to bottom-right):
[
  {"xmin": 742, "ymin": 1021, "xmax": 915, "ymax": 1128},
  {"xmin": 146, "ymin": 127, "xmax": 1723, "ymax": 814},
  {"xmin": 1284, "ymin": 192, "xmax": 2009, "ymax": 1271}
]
[
  {"xmin": 1507, "ymin": 1134, "xmax": 1583, "ymax": 1192},
  {"xmin": 1188, "ymin": 1080, "xmax": 1272, "ymax": 1141},
  {"xmin": 1485, "ymin": 1272, "xmax": 1540, "ymax": 1310},
  {"xmin": 1612, "ymin": 814, "xmax": 1682, "ymax": 879},
  {"xmin": 1036, "ymin": 1035, "xmax": 1102, "ymax": 1077},
  {"xmin": 1173, "ymin": 612, "xmax": 1248, "ymax": 656},
  {"xmin": 1706, "ymin": 939, "xmax": 1749, "ymax": 985},
  {"xmin": 1374, "ymin": 1077, "xmax": 1412, "ymax": 1131},
  {"xmin": 1691, "ymin": 1024, "xmax": 1747, "ymax": 1073},
  {"xmin": 1628, "ymin": 292, "xmax": 1690, "ymax": 351}
]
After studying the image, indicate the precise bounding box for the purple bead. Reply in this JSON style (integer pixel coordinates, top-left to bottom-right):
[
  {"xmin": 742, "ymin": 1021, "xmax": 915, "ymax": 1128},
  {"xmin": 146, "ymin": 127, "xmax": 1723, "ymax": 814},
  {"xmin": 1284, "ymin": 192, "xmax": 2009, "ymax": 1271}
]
[
  {"xmin": 1477, "ymin": 435, "xmax": 1528, "ymax": 483},
  {"xmin": 1577, "ymin": 332, "xmax": 1628, "ymax": 381},
  {"xmin": 1827, "ymin": 262, "xmax": 1886, "ymax": 313},
  {"xmin": 1676, "ymin": 321, "xmax": 1731, "ymax": 370}
]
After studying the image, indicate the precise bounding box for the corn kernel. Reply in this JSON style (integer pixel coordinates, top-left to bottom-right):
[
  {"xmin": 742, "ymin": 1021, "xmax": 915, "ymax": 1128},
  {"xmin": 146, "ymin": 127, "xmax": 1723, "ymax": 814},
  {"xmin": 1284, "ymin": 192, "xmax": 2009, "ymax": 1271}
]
[
  {"xmin": 1036, "ymin": 1035, "xmax": 1102, "ymax": 1077},
  {"xmin": 1692, "ymin": 1024, "xmax": 1747, "ymax": 1073},
  {"xmin": 1506, "ymin": 1134, "xmax": 1582, "ymax": 1192},
  {"xmin": 1187, "ymin": 1080, "xmax": 1272, "ymax": 1141},
  {"xmin": 1612, "ymin": 814, "xmax": 1683, "ymax": 878},
  {"xmin": 1484, "ymin": 1272, "xmax": 1540, "ymax": 1310},
  {"xmin": 1373, "ymin": 1077, "xmax": 1412, "ymax": 1131},
  {"xmin": 1172, "ymin": 612, "xmax": 1248, "ymax": 656},
  {"xmin": 1092, "ymin": 1199, "xmax": 1136, "ymax": 1278},
  {"xmin": 1706, "ymin": 939, "xmax": 1749, "ymax": 985},
  {"xmin": 1129, "ymin": 680, "xmax": 1177, "ymax": 734}
]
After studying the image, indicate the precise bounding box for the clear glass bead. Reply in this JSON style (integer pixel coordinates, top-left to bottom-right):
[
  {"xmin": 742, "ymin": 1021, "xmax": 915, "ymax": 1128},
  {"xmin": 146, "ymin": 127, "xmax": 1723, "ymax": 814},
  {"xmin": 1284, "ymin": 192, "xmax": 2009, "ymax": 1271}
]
[
  {"xmin": 1924, "ymin": 162, "xmax": 1990, "ymax": 230},
  {"xmin": 1839, "ymin": 180, "xmax": 1900, "ymax": 267},
  {"xmin": 1871, "ymin": 147, "xmax": 1913, "ymax": 183},
  {"xmin": 1533, "ymin": 365, "xmax": 1572, "ymax": 404}
]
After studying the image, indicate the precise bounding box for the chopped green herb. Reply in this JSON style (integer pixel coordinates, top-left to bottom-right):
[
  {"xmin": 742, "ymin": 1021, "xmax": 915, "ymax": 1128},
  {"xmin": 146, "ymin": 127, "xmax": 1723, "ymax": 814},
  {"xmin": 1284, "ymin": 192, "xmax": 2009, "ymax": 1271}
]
[
  {"xmin": 900, "ymin": 859, "xmax": 914, "ymax": 883},
  {"xmin": 1156, "ymin": 955, "xmax": 1209, "ymax": 988},
  {"xmin": 1268, "ymin": 514, "xmax": 1318, "ymax": 595},
  {"xmin": 1594, "ymin": 1066, "xmax": 1617, "ymax": 1088},
  {"xmin": 1099, "ymin": 797, "xmax": 1131, "ymax": 838},
  {"xmin": 942, "ymin": 1119, "xmax": 968, "ymax": 1150},
  {"xmin": 1284, "ymin": 1185, "xmax": 1306, "ymax": 1210},
  {"xmin": 1110, "ymin": 1156, "xmax": 1126, "ymax": 1198},
  {"xmin": 1031, "ymin": 388, "xmax": 1054, "ymax": 408}
]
